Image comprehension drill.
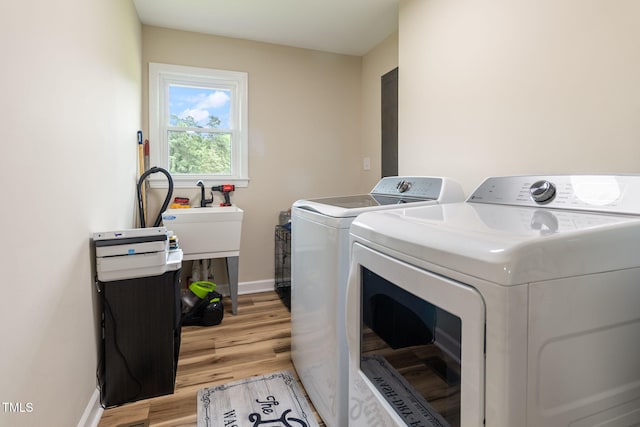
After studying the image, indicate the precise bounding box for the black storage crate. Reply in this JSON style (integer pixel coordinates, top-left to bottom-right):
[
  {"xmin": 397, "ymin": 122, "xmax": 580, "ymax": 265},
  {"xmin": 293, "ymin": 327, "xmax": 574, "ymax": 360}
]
[{"xmin": 274, "ymin": 225, "xmax": 291, "ymax": 309}]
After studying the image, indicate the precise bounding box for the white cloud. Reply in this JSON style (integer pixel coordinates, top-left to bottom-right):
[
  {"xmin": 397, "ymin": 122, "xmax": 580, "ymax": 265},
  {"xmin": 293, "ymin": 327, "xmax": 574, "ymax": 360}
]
[
  {"xmin": 177, "ymin": 90, "xmax": 230, "ymax": 125},
  {"xmin": 179, "ymin": 108, "xmax": 210, "ymax": 123},
  {"xmin": 196, "ymin": 91, "xmax": 230, "ymax": 109}
]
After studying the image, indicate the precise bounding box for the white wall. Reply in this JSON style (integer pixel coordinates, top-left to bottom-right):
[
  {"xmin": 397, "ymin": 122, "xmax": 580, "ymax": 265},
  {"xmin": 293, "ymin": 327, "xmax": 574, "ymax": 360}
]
[
  {"xmin": 0, "ymin": 1, "xmax": 141, "ymax": 425},
  {"xmin": 399, "ymin": 0, "xmax": 640, "ymax": 194}
]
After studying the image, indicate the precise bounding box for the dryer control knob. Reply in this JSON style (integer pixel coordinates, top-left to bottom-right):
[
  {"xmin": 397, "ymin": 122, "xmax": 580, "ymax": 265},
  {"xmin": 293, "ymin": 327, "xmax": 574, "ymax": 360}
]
[
  {"xmin": 529, "ymin": 180, "xmax": 556, "ymax": 204},
  {"xmin": 396, "ymin": 180, "xmax": 412, "ymax": 193}
]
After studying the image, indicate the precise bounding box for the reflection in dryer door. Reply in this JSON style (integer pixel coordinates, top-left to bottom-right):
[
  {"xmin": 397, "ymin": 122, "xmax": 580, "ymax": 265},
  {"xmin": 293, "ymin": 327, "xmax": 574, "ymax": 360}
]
[{"xmin": 360, "ymin": 267, "xmax": 462, "ymax": 427}]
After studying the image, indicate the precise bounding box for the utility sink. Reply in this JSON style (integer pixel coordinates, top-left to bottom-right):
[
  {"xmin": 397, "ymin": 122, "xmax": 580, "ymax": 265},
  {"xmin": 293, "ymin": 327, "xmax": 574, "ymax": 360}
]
[{"xmin": 162, "ymin": 206, "xmax": 244, "ymax": 258}]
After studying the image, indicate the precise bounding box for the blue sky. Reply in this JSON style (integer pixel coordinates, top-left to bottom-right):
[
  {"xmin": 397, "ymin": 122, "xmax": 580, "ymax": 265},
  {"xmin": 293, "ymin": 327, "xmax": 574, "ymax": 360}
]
[{"xmin": 169, "ymin": 85, "xmax": 231, "ymax": 128}]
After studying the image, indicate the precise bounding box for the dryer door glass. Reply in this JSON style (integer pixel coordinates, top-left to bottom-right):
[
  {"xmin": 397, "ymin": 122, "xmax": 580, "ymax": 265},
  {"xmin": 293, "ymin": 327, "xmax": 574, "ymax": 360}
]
[{"xmin": 360, "ymin": 267, "xmax": 462, "ymax": 426}]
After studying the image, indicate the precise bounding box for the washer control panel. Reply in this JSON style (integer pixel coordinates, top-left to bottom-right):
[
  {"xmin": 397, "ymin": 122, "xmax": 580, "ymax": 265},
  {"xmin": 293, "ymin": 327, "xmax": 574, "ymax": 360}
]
[
  {"xmin": 371, "ymin": 176, "xmax": 443, "ymax": 199},
  {"xmin": 468, "ymin": 175, "xmax": 640, "ymax": 215}
]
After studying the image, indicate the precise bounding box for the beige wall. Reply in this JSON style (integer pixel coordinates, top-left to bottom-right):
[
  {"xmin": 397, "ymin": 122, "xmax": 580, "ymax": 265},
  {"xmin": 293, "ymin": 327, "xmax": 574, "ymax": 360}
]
[
  {"xmin": 399, "ymin": 0, "xmax": 640, "ymax": 194},
  {"xmin": 360, "ymin": 32, "xmax": 399, "ymax": 189},
  {"xmin": 0, "ymin": 1, "xmax": 141, "ymax": 425},
  {"xmin": 142, "ymin": 26, "xmax": 366, "ymax": 286}
]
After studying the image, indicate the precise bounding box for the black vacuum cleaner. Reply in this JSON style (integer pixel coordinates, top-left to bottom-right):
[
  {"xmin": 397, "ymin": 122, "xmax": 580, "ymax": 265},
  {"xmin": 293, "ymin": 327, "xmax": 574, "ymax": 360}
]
[{"xmin": 181, "ymin": 281, "xmax": 224, "ymax": 326}]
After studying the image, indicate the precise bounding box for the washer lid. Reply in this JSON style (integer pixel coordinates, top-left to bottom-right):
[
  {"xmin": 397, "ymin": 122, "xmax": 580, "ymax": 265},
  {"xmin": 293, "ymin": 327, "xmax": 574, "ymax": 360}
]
[
  {"xmin": 293, "ymin": 176, "xmax": 465, "ymax": 218},
  {"xmin": 293, "ymin": 194, "xmax": 439, "ymax": 218},
  {"xmin": 350, "ymin": 202, "xmax": 640, "ymax": 285}
]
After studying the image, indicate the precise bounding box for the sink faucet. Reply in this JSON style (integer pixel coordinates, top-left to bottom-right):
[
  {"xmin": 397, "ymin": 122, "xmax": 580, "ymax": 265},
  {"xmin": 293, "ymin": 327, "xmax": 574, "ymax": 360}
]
[{"xmin": 197, "ymin": 180, "xmax": 213, "ymax": 207}]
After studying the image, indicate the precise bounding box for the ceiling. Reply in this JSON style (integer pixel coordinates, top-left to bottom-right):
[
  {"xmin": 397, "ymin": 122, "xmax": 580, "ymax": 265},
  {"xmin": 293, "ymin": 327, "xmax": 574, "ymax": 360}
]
[{"xmin": 133, "ymin": 0, "xmax": 398, "ymax": 56}]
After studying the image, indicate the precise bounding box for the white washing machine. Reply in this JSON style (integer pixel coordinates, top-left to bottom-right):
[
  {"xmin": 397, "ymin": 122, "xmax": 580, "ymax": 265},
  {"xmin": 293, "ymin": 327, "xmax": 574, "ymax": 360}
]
[
  {"xmin": 346, "ymin": 174, "xmax": 640, "ymax": 427},
  {"xmin": 291, "ymin": 176, "xmax": 465, "ymax": 427}
]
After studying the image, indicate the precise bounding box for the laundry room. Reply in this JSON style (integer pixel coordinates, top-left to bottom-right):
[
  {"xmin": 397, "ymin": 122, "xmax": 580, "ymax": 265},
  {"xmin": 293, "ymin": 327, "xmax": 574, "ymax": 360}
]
[{"xmin": 1, "ymin": 1, "xmax": 639, "ymax": 426}]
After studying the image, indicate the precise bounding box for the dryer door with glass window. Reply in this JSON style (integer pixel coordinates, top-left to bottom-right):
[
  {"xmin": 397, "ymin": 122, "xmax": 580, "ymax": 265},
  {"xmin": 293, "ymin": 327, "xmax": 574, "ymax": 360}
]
[{"xmin": 346, "ymin": 242, "xmax": 486, "ymax": 427}]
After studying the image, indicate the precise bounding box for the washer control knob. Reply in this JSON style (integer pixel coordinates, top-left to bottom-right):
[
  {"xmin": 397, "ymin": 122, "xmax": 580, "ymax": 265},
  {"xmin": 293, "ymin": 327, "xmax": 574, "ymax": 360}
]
[
  {"xmin": 529, "ymin": 180, "xmax": 556, "ymax": 204},
  {"xmin": 396, "ymin": 180, "xmax": 412, "ymax": 193}
]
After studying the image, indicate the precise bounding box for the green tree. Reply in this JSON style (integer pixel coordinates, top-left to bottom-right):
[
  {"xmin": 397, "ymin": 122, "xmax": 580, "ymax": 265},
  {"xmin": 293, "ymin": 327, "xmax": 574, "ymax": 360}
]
[{"xmin": 169, "ymin": 114, "xmax": 231, "ymax": 174}]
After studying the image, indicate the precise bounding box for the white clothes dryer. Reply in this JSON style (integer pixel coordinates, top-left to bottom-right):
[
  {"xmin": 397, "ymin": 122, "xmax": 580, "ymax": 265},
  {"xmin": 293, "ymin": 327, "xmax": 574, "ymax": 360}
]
[
  {"xmin": 346, "ymin": 175, "xmax": 640, "ymax": 427},
  {"xmin": 291, "ymin": 176, "xmax": 465, "ymax": 427}
]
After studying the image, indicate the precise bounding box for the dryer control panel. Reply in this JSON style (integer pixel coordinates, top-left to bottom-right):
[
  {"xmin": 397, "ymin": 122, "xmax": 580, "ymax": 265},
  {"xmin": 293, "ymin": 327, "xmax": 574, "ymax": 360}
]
[{"xmin": 467, "ymin": 175, "xmax": 640, "ymax": 215}]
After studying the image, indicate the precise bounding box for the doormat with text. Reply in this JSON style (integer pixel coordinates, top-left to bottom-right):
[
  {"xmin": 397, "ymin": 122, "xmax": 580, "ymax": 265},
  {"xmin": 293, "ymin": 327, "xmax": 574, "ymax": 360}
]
[{"xmin": 197, "ymin": 370, "xmax": 319, "ymax": 427}]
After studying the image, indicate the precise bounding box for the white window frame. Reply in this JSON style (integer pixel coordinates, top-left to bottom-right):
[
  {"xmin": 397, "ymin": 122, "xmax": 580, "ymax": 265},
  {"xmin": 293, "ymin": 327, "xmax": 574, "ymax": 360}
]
[{"xmin": 148, "ymin": 62, "xmax": 249, "ymax": 188}]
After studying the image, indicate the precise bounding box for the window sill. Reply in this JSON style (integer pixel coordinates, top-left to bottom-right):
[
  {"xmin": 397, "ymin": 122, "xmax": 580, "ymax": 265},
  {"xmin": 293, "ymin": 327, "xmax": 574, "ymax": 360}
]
[{"xmin": 147, "ymin": 176, "xmax": 249, "ymax": 189}]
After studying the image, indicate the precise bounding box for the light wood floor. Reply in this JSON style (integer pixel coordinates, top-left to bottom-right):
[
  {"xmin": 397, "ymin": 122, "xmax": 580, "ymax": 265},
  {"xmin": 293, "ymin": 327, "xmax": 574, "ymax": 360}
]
[{"xmin": 98, "ymin": 291, "xmax": 325, "ymax": 427}]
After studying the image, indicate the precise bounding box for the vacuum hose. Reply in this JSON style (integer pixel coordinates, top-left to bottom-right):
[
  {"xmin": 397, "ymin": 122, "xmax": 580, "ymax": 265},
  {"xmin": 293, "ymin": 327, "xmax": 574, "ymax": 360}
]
[{"xmin": 137, "ymin": 166, "xmax": 174, "ymax": 228}]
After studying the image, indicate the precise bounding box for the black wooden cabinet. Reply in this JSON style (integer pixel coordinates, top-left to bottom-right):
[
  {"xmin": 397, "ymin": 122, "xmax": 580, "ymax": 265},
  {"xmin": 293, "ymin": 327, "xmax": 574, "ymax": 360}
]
[{"xmin": 99, "ymin": 270, "xmax": 182, "ymax": 407}]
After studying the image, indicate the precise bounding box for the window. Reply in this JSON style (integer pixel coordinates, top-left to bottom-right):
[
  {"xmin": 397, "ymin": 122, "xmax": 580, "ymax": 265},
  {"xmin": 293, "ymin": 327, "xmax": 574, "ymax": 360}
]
[{"xmin": 148, "ymin": 63, "xmax": 248, "ymax": 188}]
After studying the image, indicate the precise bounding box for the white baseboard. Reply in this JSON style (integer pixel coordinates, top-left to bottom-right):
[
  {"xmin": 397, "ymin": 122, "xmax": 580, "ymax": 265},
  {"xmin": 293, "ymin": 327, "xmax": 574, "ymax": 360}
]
[
  {"xmin": 216, "ymin": 279, "xmax": 275, "ymax": 297},
  {"xmin": 239, "ymin": 278, "xmax": 275, "ymax": 295},
  {"xmin": 77, "ymin": 388, "xmax": 103, "ymax": 427}
]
